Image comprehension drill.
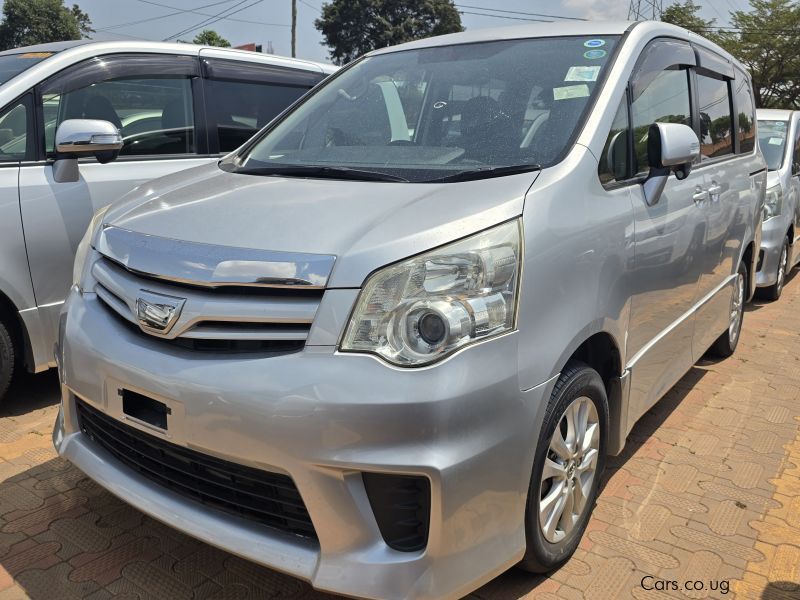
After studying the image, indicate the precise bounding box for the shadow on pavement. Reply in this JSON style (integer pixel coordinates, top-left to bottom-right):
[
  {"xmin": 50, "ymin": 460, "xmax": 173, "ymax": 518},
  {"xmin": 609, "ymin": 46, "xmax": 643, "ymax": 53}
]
[{"xmin": 2, "ymin": 369, "xmax": 59, "ymax": 418}]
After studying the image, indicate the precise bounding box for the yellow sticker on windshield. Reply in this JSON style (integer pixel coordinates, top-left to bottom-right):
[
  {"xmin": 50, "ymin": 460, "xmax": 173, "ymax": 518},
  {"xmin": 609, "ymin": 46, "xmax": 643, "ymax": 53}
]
[
  {"xmin": 19, "ymin": 52, "xmax": 53, "ymax": 58},
  {"xmin": 553, "ymin": 84, "xmax": 590, "ymax": 101}
]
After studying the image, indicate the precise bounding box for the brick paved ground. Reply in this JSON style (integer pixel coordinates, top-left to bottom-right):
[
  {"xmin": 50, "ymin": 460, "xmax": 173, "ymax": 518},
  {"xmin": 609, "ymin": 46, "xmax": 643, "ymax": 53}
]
[{"xmin": 0, "ymin": 275, "xmax": 799, "ymax": 600}]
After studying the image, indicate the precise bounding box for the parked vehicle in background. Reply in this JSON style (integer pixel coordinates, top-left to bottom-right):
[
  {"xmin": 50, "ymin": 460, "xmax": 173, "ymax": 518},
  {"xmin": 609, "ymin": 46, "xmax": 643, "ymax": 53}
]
[
  {"xmin": 56, "ymin": 21, "xmax": 765, "ymax": 600},
  {"xmin": 755, "ymin": 109, "xmax": 800, "ymax": 300},
  {"xmin": 0, "ymin": 40, "xmax": 335, "ymax": 401}
]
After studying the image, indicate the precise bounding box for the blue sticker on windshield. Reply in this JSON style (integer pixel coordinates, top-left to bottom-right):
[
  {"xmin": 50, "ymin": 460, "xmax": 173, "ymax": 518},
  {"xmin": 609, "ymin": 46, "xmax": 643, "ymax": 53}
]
[
  {"xmin": 584, "ymin": 49, "xmax": 607, "ymax": 59},
  {"xmin": 584, "ymin": 39, "xmax": 606, "ymax": 48}
]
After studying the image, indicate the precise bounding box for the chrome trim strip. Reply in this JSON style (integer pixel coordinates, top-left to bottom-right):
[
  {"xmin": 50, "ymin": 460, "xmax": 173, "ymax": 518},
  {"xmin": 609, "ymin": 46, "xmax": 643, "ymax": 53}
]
[
  {"xmin": 626, "ymin": 273, "xmax": 736, "ymax": 369},
  {"xmin": 96, "ymin": 226, "xmax": 336, "ymax": 289}
]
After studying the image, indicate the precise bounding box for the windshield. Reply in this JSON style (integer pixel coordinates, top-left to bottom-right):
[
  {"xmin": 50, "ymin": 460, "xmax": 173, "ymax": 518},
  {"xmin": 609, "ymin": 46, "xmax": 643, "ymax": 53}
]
[
  {"xmin": 0, "ymin": 51, "xmax": 55, "ymax": 86},
  {"xmin": 758, "ymin": 119, "xmax": 789, "ymax": 171},
  {"xmin": 234, "ymin": 36, "xmax": 619, "ymax": 183}
]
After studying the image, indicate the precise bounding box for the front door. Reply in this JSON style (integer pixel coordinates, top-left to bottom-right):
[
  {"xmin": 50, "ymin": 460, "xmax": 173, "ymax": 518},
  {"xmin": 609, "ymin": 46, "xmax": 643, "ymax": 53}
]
[
  {"xmin": 18, "ymin": 53, "xmax": 212, "ymax": 341},
  {"xmin": 625, "ymin": 41, "xmax": 706, "ymax": 422}
]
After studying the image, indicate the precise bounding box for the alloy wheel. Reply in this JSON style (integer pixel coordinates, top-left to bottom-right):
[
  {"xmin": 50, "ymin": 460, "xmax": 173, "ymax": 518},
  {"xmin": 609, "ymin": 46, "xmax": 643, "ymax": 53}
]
[
  {"xmin": 538, "ymin": 396, "xmax": 600, "ymax": 543},
  {"xmin": 729, "ymin": 273, "xmax": 745, "ymax": 344},
  {"xmin": 777, "ymin": 244, "xmax": 788, "ymax": 295}
]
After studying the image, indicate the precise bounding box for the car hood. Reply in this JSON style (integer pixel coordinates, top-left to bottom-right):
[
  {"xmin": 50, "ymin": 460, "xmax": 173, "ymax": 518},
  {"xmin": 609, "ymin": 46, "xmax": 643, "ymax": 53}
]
[{"xmin": 104, "ymin": 162, "xmax": 537, "ymax": 288}]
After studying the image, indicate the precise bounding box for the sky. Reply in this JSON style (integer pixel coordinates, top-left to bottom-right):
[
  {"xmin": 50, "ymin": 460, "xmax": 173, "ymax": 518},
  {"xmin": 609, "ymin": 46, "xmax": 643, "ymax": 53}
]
[{"xmin": 8, "ymin": 0, "xmax": 755, "ymax": 63}]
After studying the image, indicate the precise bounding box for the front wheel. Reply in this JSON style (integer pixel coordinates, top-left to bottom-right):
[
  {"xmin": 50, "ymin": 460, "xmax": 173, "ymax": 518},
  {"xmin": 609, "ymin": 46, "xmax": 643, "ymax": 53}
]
[
  {"xmin": 760, "ymin": 238, "xmax": 788, "ymax": 302},
  {"xmin": 518, "ymin": 361, "xmax": 608, "ymax": 573},
  {"xmin": 0, "ymin": 319, "xmax": 16, "ymax": 403},
  {"xmin": 709, "ymin": 261, "xmax": 747, "ymax": 358}
]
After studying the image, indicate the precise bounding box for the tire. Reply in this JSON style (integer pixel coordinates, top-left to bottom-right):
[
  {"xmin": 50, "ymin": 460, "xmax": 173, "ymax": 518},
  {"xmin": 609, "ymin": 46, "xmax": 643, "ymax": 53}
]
[
  {"xmin": 518, "ymin": 361, "xmax": 608, "ymax": 573},
  {"xmin": 759, "ymin": 238, "xmax": 789, "ymax": 302},
  {"xmin": 709, "ymin": 261, "xmax": 747, "ymax": 358},
  {"xmin": 0, "ymin": 319, "xmax": 15, "ymax": 403}
]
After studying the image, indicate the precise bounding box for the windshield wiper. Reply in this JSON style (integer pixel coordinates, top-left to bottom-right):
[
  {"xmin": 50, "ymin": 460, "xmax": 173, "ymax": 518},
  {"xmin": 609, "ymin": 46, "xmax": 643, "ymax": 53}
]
[
  {"xmin": 427, "ymin": 163, "xmax": 542, "ymax": 183},
  {"xmin": 236, "ymin": 165, "xmax": 408, "ymax": 182}
]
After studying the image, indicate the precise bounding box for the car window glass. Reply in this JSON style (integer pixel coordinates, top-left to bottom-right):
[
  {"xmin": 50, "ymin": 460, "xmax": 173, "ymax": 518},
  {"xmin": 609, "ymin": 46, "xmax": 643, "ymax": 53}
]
[
  {"xmin": 241, "ymin": 36, "xmax": 620, "ymax": 182},
  {"xmin": 630, "ymin": 67, "xmax": 691, "ymax": 175},
  {"xmin": 733, "ymin": 75, "xmax": 755, "ymax": 154},
  {"xmin": 0, "ymin": 99, "xmax": 28, "ymax": 161},
  {"xmin": 44, "ymin": 77, "xmax": 195, "ymax": 156},
  {"xmin": 206, "ymin": 79, "xmax": 309, "ymax": 153},
  {"xmin": 697, "ymin": 73, "xmax": 733, "ymax": 159},
  {"xmin": 757, "ymin": 120, "xmax": 788, "ymax": 171},
  {"xmin": 598, "ymin": 96, "xmax": 629, "ymax": 184},
  {"xmin": 794, "ymin": 124, "xmax": 800, "ymax": 175}
]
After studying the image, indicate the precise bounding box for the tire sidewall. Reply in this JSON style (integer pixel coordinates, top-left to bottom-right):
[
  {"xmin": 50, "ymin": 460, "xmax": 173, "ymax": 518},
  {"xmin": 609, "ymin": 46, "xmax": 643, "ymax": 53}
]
[
  {"xmin": 0, "ymin": 321, "xmax": 14, "ymax": 400},
  {"xmin": 524, "ymin": 365, "xmax": 608, "ymax": 570}
]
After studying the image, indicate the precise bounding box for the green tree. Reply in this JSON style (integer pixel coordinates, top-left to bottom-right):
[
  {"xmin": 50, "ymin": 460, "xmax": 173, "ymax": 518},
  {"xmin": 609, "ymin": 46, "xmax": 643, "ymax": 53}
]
[
  {"xmin": 661, "ymin": 1, "xmax": 718, "ymax": 40},
  {"xmin": 717, "ymin": 0, "xmax": 800, "ymax": 109},
  {"xmin": 0, "ymin": 0, "xmax": 92, "ymax": 50},
  {"xmin": 315, "ymin": 0, "xmax": 463, "ymax": 65},
  {"xmin": 187, "ymin": 29, "xmax": 231, "ymax": 47}
]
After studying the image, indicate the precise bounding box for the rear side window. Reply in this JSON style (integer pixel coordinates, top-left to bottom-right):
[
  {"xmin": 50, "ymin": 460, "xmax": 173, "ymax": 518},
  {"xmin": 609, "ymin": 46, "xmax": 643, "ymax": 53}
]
[
  {"xmin": 205, "ymin": 79, "xmax": 309, "ymax": 152},
  {"xmin": 733, "ymin": 75, "xmax": 755, "ymax": 154},
  {"xmin": 696, "ymin": 74, "xmax": 733, "ymax": 159},
  {"xmin": 631, "ymin": 68, "xmax": 691, "ymax": 175}
]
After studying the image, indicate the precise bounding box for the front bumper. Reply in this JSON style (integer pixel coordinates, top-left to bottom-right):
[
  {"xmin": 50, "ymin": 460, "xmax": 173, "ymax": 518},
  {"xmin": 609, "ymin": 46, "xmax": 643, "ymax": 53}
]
[
  {"xmin": 54, "ymin": 289, "xmax": 554, "ymax": 600},
  {"xmin": 756, "ymin": 216, "xmax": 789, "ymax": 287}
]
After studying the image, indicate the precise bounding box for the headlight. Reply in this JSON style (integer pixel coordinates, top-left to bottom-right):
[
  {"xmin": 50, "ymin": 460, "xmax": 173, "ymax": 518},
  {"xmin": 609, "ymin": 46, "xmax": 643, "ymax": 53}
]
[
  {"xmin": 341, "ymin": 220, "xmax": 521, "ymax": 366},
  {"xmin": 73, "ymin": 205, "xmax": 110, "ymax": 289},
  {"xmin": 763, "ymin": 185, "xmax": 783, "ymax": 221}
]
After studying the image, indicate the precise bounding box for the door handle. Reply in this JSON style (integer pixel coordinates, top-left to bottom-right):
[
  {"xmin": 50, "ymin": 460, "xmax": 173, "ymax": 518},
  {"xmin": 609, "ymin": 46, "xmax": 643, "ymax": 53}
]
[
  {"xmin": 708, "ymin": 181, "xmax": 722, "ymax": 201},
  {"xmin": 693, "ymin": 187, "xmax": 709, "ymax": 204}
]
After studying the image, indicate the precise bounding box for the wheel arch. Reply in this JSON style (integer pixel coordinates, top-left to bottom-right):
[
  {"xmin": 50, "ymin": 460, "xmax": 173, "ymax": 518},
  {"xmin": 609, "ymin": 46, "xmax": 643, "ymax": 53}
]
[
  {"xmin": 0, "ymin": 288, "xmax": 32, "ymax": 372},
  {"xmin": 554, "ymin": 329, "xmax": 627, "ymax": 456}
]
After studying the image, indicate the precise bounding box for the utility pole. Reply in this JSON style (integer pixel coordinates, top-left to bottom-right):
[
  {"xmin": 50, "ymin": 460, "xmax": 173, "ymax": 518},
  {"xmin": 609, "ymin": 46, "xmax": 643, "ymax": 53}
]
[
  {"xmin": 628, "ymin": 0, "xmax": 663, "ymax": 20},
  {"xmin": 291, "ymin": 0, "xmax": 297, "ymax": 57}
]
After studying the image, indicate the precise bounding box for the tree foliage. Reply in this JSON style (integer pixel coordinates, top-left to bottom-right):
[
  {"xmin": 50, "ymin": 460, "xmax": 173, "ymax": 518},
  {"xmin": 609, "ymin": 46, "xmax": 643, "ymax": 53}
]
[
  {"xmin": 188, "ymin": 29, "xmax": 231, "ymax": 48},
  {"xmin": 717, "ymin": 0, "xmax": 800, "ymax": 109},
  {"xmin": 0, "ymin": 0, "xmax": 93, "ymax": 51},
  {"xmin": 315, "ymin": 0, "xmax": 463, "ymax": 65},
  {"xmin": 661, "ymin": 1, "xmax": 717, "ymax": 39},
  {"xmin": 663, "ymin": 0, "xmax": 800, "ymax": 109}
]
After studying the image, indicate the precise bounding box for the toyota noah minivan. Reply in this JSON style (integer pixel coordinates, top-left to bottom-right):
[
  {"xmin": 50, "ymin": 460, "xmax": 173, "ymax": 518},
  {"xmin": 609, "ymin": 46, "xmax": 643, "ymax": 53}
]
[
  {"xmin": 755, "ymin": 109, "xmax": 800, "ymax": 300},
  {"xmin": 55, "ymin": 21, "xmax": 765, "ymax": 600}
]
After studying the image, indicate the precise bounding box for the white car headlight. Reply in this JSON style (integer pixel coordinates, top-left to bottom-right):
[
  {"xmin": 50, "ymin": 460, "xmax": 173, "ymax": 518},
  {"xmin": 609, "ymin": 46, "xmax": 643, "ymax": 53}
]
[
  {"xmin": 341, "ymin": 219, "xmax": 521, "ymax": 366},
  {"xmin": 73, "ymin": 205, "xmax": 110, "ymax": 289},
  {"xmin": 763, "ymin": 185, "xmax": 783, "ymax": 221}
]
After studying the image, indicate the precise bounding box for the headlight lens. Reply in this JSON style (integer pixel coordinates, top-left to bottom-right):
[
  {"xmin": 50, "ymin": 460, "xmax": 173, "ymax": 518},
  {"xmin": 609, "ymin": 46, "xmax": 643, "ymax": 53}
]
[
  {"xmin": 341, "ymin": 220, "xmax": 521, "ymax": 366},
  {"xmin": 763, "ymin": 185, "xmax": 783, "ymax": 221},
  {"xmin": 73, "ymin": 205, "xmax": 110, "ymax": 289}
]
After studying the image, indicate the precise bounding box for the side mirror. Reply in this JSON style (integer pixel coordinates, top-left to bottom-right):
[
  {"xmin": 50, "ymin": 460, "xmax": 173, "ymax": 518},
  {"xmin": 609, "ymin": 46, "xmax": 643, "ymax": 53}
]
[
  {"xmin": 643, "ymin": 122, "xmax": 700, "ymax": 206},
  {"xmin": 53, "ymin": 119, "xmax": 123, "ymax": 183}
]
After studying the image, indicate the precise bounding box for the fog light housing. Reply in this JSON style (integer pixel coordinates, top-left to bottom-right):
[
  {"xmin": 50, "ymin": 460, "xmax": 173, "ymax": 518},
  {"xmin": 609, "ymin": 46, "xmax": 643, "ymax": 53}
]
[{"xmin": 363, "ymin": 473, "xmax": 431, "ymax": 552}]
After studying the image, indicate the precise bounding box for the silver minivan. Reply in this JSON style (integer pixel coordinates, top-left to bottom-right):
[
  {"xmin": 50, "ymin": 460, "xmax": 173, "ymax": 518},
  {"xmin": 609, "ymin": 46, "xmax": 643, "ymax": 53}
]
[
  {"xmin": 755, "ymin": 109, "xmax": 800, "ymax": 300},
  {"xmin": 0, "ymin": 40, "xmax": 334, "ymax": 400},
  {"xmin": 55, "ymin": 21, "xmax": 765, "ymax": 600}
]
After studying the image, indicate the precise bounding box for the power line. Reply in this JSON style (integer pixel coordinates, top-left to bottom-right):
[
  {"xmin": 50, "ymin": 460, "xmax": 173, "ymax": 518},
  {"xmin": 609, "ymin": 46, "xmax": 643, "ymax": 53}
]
[
  {"xmin": 454, "ymin": 4, "xmax": 586, "ymax": 21},
  {"xmin": 133, "ymin": 0, "xmax": 287, "ymax": 27},
  {"xmin": 163, "ymin": 0, "xmax": 264, "ymax": 41},
  {"xmin": 458, "ymin": 10, "xmax": 553, "ymax": 23},
  {"xmin": 298, "ymin": 0, "xmax": 320, "ymax": 13},
  {"xmin": 98, "ymin": 0, "xmax": 235, "ymax": 32}
]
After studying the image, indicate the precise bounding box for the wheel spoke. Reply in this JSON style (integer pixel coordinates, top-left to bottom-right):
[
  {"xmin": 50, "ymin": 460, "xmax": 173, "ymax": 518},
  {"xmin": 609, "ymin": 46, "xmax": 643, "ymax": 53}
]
[
  {"xmin": 549, "ymin": 425, "xmax": 572, "ymax": 461},
  {"xmin": 580, "ymin": 421, "xmax": 599, "ymax": 455},
  {"xmin": 540, "ymin": 482, "xmax": 566, "ymax": 540},
  {"xmin": 542, "ymin": 457, "xmax": 568, "ymax": 481},
  {"xmin": 558, "ymin": 480, "xmax": 575, "ymax": 534},
  {"xmin": 572, "ymin": 473, "xmax": 588, "ymax": 513}
]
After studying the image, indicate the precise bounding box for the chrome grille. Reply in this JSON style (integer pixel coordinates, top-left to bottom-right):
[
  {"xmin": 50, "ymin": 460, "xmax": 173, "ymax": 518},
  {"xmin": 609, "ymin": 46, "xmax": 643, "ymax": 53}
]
[{"xmin": 92, "ymin": 255, "xmax": 321, "ymax": 353}]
